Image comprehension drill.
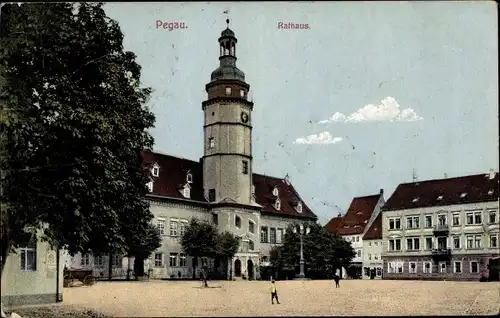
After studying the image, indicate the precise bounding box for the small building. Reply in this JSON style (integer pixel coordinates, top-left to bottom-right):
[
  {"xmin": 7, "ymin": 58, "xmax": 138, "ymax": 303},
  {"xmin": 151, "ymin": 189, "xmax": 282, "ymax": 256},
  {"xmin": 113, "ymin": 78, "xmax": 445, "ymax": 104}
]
[
  {"xmin": 381, "ymin": 171, "xmax": 499, "ymax": 281},
  {"xmin": 1, "ymin": 234, "xmax": 64, "ymax": 308},
  {"xmin": 325, "ymin": 190, "xmax": 385, "ymax": 278},
  {"xmin": 362, "ymin": 213, "xmax": 383, "ymax": 279}
]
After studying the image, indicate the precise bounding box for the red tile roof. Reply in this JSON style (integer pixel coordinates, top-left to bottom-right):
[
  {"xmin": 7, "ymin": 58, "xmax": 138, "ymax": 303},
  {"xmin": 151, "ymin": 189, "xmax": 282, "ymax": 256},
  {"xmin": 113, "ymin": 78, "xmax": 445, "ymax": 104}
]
[
  {"xmin": 363, "ymin": 213, "xmax": 382, "ymax": 240},
  {"xmin": 324, "ymin": 216, "xmax": 343, "ymax": 235},
  {"xmin": 141, "ymin": 150, "xmax": 317, "ymax": 219},
  {"xmin": 382, "ymin": 172, "xmax": 499, "ymax": 211},
  {"xmin": 329, "ymin": 192, "xmax": 383, "ymax": 236}
]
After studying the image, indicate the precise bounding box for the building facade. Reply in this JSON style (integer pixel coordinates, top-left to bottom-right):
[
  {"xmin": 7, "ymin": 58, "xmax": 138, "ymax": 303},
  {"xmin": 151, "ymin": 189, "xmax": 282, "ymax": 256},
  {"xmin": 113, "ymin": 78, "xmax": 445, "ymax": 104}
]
[
  {"xmin": 1, "ymin": 233, "xmax": 64, "ymax": 308},
  {"xmin": 325, "ymin": 190, "xmax": 385, "ymax": 278},
  {"xmin": 362, "ymin": 213, "xmax": 383, "ymax": 279},
  {"xmin": 381, "ymin": 171, "xmax": 499, "ymax": 281},
  {"xmin": 65, "ymin": 21, "xmax": 317, "ymax": 280}
]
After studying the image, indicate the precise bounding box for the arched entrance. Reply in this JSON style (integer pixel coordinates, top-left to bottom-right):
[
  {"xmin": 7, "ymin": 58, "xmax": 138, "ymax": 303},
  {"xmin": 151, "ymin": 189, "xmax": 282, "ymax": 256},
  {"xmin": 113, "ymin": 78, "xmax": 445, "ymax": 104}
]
[
  {"xmin": 234, "ymin": 259, "xmax": 241, "ymax": 277},
  {"xmin": 247, "ymin": 260, "xmax": 254, "ymax": 280}
]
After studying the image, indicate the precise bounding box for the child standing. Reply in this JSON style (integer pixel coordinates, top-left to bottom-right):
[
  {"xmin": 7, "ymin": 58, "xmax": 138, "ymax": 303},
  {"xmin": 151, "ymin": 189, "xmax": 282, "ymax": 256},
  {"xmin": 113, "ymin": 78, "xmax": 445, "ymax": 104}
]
[{"xmin": 270, "ymin": 280, "xmax": 280, "ymax": 304}]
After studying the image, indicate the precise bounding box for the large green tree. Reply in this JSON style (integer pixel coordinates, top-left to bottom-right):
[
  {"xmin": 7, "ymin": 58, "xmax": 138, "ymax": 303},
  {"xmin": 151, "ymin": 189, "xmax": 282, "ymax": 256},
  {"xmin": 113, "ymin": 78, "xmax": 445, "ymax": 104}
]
[
  {"xmin": 215, "ymin": 231, "xmax": 240, "ymax": 280},
  {"xmin": 0, "ymin": 3, "xmax": 157, "ymax": 311},
  {"xmin": 270, "ymin": 222, "xmax": 355, "ymax": 279}
]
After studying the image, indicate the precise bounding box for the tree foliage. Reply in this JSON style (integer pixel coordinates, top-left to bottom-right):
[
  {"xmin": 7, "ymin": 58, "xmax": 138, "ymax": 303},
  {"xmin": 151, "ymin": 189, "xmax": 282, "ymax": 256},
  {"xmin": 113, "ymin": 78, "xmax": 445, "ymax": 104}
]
[
  {"xmin": 269, "ymin": 222, "xmax": 355, "ymax": 278},
  {"xmin": 0, "ymin": 1, "xmax": 156, "ymax": 276}
]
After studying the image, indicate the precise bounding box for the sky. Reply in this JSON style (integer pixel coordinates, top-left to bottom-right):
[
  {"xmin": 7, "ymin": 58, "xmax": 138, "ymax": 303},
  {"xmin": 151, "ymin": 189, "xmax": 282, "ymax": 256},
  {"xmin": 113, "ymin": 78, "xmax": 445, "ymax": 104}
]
[{"xmin": 104, "ymin": 2, "xmax": 498, "ymax": 225}]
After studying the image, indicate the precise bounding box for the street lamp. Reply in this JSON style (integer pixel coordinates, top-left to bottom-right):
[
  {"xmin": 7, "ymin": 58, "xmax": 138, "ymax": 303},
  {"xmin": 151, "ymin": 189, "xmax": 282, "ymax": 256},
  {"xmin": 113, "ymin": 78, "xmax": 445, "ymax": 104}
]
[{"xmin": 293, "ymin": 223, "xmax": 310, "ymax": 279}]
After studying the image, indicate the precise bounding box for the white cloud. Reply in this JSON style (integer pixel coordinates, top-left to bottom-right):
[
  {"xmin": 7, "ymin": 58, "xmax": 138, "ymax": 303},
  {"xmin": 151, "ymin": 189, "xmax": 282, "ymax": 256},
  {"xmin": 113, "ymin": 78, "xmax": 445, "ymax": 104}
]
[
  {"xmin": 293, "ymin": 132, "xmax": 343, "ymax": 145},
  {"xmin": 319, "ymin": 96, "xmax": 423, "ymax": 123}
]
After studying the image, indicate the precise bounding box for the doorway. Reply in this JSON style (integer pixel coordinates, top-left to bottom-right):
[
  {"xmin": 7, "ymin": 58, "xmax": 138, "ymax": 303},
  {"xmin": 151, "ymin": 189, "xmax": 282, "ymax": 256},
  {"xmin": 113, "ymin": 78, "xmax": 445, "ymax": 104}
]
[
  {"xmin": 488, "ymin": 258, "xmax": 499, "ymax": 281},
  {"xmin": 370, "ymin": 268, "xmax": 376, "ymax": 279},
  {"xmin": 234, "ymin": 259, "xmax": 241, "ymax": 277},
  {"xmin": 247, "ymin": 260, "xmax": 254, "ymax": 280}
]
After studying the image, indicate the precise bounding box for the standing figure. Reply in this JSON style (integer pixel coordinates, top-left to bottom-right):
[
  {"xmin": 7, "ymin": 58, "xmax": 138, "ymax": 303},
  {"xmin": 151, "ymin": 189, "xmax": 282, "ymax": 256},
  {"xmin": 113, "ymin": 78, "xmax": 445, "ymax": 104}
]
[
  {"xmin": 334, "ymin": 274, "xmax": 340, "ymax": 288},
  {"xmin": 270, "ymin": 280, "xmax": 280, "ymax": 304}
]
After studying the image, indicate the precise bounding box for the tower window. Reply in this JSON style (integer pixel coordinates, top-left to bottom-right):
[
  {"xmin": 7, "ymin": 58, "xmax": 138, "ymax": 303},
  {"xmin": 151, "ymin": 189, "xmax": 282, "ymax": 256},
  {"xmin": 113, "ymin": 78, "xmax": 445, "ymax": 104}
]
[
  {"xmin": 208, "ymin": 189, "xmax": 216, "ymax": 202},
  {"xmin": 242, "ymin": 160, "xmax": 248, "ymax": 174},
  {"xmin": 235, "ymin": 215, "xmax": 241, "ymax": 228},
  {"xmin": 209, "ymin": 137, "xmax": 215, "ymax": 149},
  {"xmin": 240, "ymin": 90, "xmax": 245, "ymax": 97},
  {"xmin": 186, "ymin": 173, "xmax": 193, "ymax": 183},
  {"xmin": 225, "ymin": 87, "xmax": 231, "ymax": 95}
]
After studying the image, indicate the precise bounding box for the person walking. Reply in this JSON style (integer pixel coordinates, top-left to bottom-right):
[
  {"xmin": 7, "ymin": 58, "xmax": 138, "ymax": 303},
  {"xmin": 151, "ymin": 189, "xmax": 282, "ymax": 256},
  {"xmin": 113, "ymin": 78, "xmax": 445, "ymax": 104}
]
[
  {"xmin": 270, "ymin": 280, "xmax": 280, "ymax": 304},
  {"xmin": 334, "ymin": 274, "xmax": 340, "ymax": 288}
]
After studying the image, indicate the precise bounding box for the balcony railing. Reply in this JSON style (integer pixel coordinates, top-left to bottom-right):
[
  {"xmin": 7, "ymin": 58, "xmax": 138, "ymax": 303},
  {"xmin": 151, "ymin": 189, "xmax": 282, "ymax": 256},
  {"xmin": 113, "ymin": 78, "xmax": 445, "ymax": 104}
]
[
  {"xmin": 433, "ymin": 224, "xmax": 449, "ymax": 234},
  {"xmin": 431, "ymin": 248, "xmax": 451, "ymax": 255}
]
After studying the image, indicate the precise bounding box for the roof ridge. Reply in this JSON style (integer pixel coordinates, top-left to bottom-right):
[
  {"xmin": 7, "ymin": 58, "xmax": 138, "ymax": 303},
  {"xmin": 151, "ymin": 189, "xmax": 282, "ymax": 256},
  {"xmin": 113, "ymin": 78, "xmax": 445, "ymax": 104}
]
[{"xmin": 399, "ymin": 172, "xmax": 498, "ymax": 185}]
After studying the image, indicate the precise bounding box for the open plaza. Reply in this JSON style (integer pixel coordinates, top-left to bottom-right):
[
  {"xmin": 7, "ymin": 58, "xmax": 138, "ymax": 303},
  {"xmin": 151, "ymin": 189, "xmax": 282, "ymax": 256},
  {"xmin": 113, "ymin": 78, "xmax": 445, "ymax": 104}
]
[{"xmin": 14, "ymin": 279, "xmax": 498, "ymax": 317}]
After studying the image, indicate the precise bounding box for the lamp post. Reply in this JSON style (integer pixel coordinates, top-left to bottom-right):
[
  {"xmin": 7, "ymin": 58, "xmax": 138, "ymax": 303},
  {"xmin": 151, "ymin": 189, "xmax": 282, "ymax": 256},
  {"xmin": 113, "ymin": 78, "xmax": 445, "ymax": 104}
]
[{"xmin": 293, "ymin": 223, "xmax": 310, "ymax": 279}]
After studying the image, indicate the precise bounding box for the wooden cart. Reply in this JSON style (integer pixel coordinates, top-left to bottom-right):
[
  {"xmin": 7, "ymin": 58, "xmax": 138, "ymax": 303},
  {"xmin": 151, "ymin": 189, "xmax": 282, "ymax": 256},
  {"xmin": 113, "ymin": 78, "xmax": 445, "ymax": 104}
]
[{"xmin": 63, "ymin": 269, "xmax": 96, "ymax": 287}]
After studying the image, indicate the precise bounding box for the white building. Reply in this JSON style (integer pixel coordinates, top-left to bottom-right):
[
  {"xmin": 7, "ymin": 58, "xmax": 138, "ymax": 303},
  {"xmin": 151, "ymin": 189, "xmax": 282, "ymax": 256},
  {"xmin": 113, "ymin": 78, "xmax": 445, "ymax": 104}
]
[
  {"xmin": 325, "ymin": 190, "xmax": 385, "ymax": 278},
  {"xmin": 362, "ymin": 213, "xmax": 383, "ymax": 279},
  {"xmin": 381, "ymin": 171, "xmax": 499, "ymax": 281},
  {"xmin": 65, "ymin": 21, "xmax": 317, "ymax": 280}
]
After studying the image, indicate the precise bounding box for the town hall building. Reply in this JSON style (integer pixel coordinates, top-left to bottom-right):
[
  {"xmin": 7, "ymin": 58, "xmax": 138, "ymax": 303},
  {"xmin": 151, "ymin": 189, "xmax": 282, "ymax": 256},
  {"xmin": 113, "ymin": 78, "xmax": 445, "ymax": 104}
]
[{"xmin": 65, "ymin": 20, "xmax": 317, "ymax": 280}]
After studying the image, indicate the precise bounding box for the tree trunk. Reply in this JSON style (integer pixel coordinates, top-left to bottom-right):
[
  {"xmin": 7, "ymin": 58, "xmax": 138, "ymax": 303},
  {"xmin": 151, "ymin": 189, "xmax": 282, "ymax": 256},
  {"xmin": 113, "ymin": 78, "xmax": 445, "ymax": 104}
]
[
  {"xmin": 192, "ymin": 256, "xmax": 197, "ymax": 279},
  {"xmin": 1, "ymin": 239, "xmax": 12, "ymax": 318},
  {"xmin": 108, "ymin": 251, "xmax": 112, "ymax": 281}
]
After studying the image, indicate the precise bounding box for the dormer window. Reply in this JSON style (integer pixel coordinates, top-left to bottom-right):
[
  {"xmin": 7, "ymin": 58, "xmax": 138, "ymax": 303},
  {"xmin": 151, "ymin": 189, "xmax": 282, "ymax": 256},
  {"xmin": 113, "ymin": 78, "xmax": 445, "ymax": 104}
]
[
  {"xmin": 146, "ymin": 181, "xmax": 153, "ymax": 193},
  {"xmin": 437, "ymin": 195, "xmax": 443, "ymax": 201},
  {"xmin": 460, "ymin": 192, "xmax": 467, "ymax": 198},
  {"xmin": 296, "ymin": 202, "xmax": 303, "ymax": 213},
  {"xmin": 272, "ymin": 187, "xmax": 279, "ymax": 197},
  {"xmin": 412, "ymin": 197, "xmax": 419, "ymax": 203},
  {"xmin": 182, "ymin": 187, "xmax": 191, "ymax": 199},
  {"xmin": 151, "ymin": 164, "xmax": 160, "ymax": 177},
  {"xmin": 488, "ymin": 189, "xmax": 494, "ymax": 195},
  {"xmin": 225, "ymin": 87, "xmax": 231, "ymax": 95},
  {"xmin": 275, "ymin": 199, "xmax": 281, "ymax": 211},
  {"xmin": 186, "ymin": 173, "xmax": 193, "ymax": 183}
]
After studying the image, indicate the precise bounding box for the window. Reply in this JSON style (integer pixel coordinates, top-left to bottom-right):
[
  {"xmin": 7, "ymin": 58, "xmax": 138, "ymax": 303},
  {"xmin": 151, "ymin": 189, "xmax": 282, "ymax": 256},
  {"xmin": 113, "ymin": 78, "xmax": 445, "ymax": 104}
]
[
  {"xmin": 376, "ymin": 267, "xmax": 382, "ymax": 276},
  {"xmin": 154, "ymin": 253, "xmax": 163, "ymax": 267},
  {"xmin": 208, "ymin": 189, "xmax": 216, "ymax": 202},
  {"xmin": 388, "ymin": 239, "xmax": 401, "ymax": 251},
  {"xmin": 356, "ymin": 236, "xmax": 359, "ymax": 242},
  {"xmin": 296, "ymin": 202, "xmax": 303, "ymax": 213},
  {"xmin": 179, "ymin": 254, "xmax": 187, "ymax": 267},
  {"xmin": 260, "ymin": 227, "xmax": 269, "ymax": 243},
  {"xmin": 412, "ymin": 197, "xmax": 419, "ymax": 203},
  {"xmin": 20, "ymin": 243, "xmax": 37, "ymax": 271},
  {"xmin": 147, "ymin": 181, "xmax": 153, "ymax": 192},
  {"xmin": 248, "ymin": 240, "xmax": 254, "ymax": 251},
  {"xmin": 240, "ymin": 89, "xmax": 245, "ymax": 97},
  {"xmin": 453, "ymin": 236, "xmax": 461, "ymax": 249},
  {"xmin": 157, "ymin": 219, "xmax": 166, "ymax": 235},
  {"xmin": 249, "ymin": 220, "xmax": 255, "ymax": 233},
  {"xmin": 389, "ymin": 217, "xmax": 401, "ymax": 230},
  {"xmin": 186, "ymin": 173, "xmax": 193, "ymax": 183},
  {"xmin": 490, "ymin": 235, "xmax": 498, "ymax": 248},
  {"xmin": 272, "ymin": 187, "xmax": 279, "ymax": 196},
  {"xmin": 374, "ymin": 254, "xmax": 379, "ymax": 260},
  {"xmin": 112, "ymin": 255, "xmax": 120, "ymax": 267},
  {"xmin": 396, "ymin": 262, "xmax": 403, "ymax": 273},
  {"xmin": 488, "ymin": 189, "xmax": 495, "ymax": 195},
  {"xmin": 437, "ymin": 237, "xmax": 447, "ymax": 249},
  {"xmin": 406, "ymin": 216, "xmax": 420, "ymax": 229},
  {"xmin": 369, "ymin": 242, "xmax": 372, "ymax": 247},
  {"xmin": 368, "ymin": 253, "xmax": 372, "ymax": 260},
  {"xmin": 437, "ymin": 195, "xmax": 443, "ymax": 201},
  {"xmin": 212, "ymin": 213, "xmax": 218, "ymax": 225},
  {"xmin": 466, "ymin": 211, "xmax": 482, "ymax": 225},
  {"xmin": 235, "ymin": 215, "xmax": 242, "ymax": 228},
  {"xmin": 387, "ymin": 262, "xmax": 395, "ymax": 273},
  {"xmin": 406, "ymin": 237, "xmax": 420, "ymax": 251},
  {"xmin": 208, "ymin": 137, "xmax": 215, "ymax": 149},
  {"xmin": 409, "ymin": 262, "xmax": 417, "ymax": 273},
  {"xmin": 425, "ymin": 237, "xmax": 433, "ymax": 250},
  {"xmin": 180, "ymin": 221, "xmax": 187, "ymax": 237},
  {"xmin": 277, "ymin": 228, "xmax": 284, "ymax": 243},
  {"xmin": 460, "ymin": 192, "xmax": 467, "ymax": 198},
  {"xmin": 466, "ymin": 235, "xmax": 474, "ymax": 249},
  {"xmin": 357, "ymin": 250, "xmax": 361, "ymax": 257},
  {"xmin": 452, "ymin": 214, "xmax": 460, "ymax": 226},
  {"xmin": 375, "ymin": 241, "xmax": 379, "ymax": 246},
  {"xmin": 423, "ymin": 262, "xmax": 432, "ymax": 273},
  {"xmin": 489, "ymin": 210, "xmax": 498, "ymax": 224},
  {"xmin": 425, "ymin": 215, "xmax": 433, "ymax": 228},
  {"xmin": 454, "ymin": 261, "xmax": 462, "ymax": 273},
  {"xmin": 364, "ymin": 267, "xmax": 370, "ymax": 277},
  {"xmin": 169, "ymin": 253, "xmax": 177, "ymax": 267},
  {"xmin": 183, "ymin": 187, "xmax": 190, "ymax": 198},
  {"xmin": 470, "ymin": 261, "xmax": 479, "ymax": 273},
  {"xmin": 474, "ymin": 235, "xmax": 482, "ymax": 248},
  {"xmin": 242, "ymin": 160, "xmax": 248, "ymax": 174},
  {"xmin": 437, "ymin": 214, "xmax": 447, "ymax": 226},
  {"xmin": 225, "ymin": 87, "xmax": 231, "ymax": 95},
  {"xmin": 94, "ymin": 255, "xmax": 103, "ymax": 266},
  {"xmin": 170, "ymin": 220, "xmax": 178, "ymax": 236},
  {"xmin": 81, "ymin": 254, "xmax": 90, "ymax": 266},
  {"xmin": 152, "ymin": 166, "xmax": 159, "ymax": 177},
  {"xmin": 270, "ymin": 228, "xmax": 277, "ymax": 244},
  {"xmin": 440, "ymin": 262, "xmax": 446, "ymax": 273},
  {"xmin": 275, "ymin": 199, "xmax": 281, "ymax": 210}
]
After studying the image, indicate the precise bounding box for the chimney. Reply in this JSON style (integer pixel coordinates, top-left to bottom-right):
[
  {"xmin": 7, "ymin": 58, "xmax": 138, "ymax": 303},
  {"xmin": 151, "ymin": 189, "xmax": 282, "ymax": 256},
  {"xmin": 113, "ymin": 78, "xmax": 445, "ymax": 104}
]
[
  {"xmin": 489, "ymin": 169, "xmax": 495, "ymax": 180},
  {"xmin": 444, "ymin": 173, "xmax": 448, "ymax": 178},
  {"xmin": 380, "ymin": 189, "xmax": 384, "ymax": 195},
  {"xmin": 337, "ymin": 212, "xmax": 341, "ymax": 217}
]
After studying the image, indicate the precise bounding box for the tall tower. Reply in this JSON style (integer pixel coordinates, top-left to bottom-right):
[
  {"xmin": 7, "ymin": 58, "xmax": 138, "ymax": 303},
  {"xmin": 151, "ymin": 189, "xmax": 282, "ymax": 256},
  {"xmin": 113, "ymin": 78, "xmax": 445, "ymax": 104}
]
[{"xmin": 202, "ymin": 19, "xmax": 254, "ymax": 205}]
